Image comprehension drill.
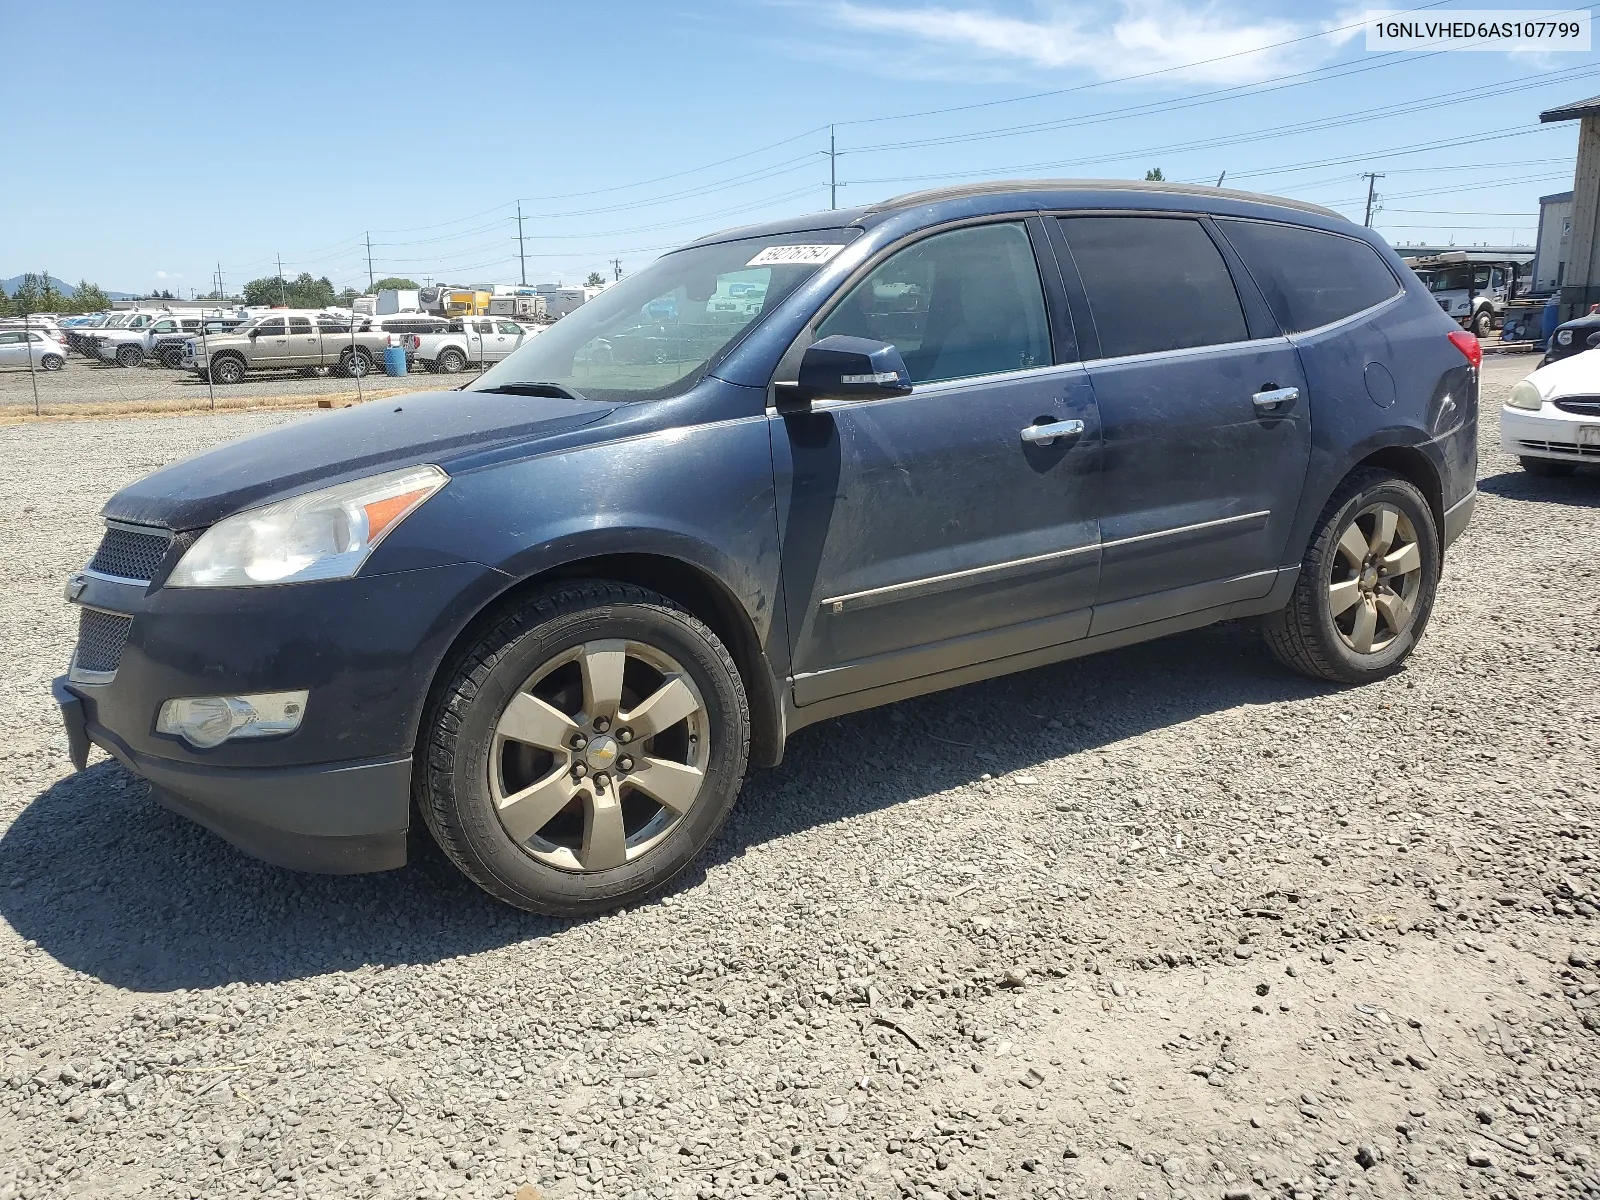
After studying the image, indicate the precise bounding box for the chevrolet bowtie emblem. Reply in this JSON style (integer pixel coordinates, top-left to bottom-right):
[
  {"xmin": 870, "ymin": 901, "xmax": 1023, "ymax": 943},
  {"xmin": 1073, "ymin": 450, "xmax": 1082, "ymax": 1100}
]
[{"xmin": 65, "ymin": 573, "xmax": 87, "ymax": 602}]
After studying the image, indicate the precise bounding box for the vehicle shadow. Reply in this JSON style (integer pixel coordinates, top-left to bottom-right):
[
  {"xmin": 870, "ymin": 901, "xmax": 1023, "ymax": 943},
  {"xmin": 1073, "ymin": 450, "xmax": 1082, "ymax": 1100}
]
[
  {"xmin": 1478, "ymin": 467, "xmax": 1600, "ymax": 506},
  {"xmin": 0, "ymin": 619, "xmax": 1333, "ymax": 992}
]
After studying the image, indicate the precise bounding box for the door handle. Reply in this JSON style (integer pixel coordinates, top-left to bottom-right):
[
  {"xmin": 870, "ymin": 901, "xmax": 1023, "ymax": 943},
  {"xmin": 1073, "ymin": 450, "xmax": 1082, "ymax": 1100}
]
[
  {"xmin": 1252, "ymin": 386, "xmax": 1299, "ymax": 411},
  {"xmin": 1019, "ymin": 418, "xmax": 1085, "ymax": 445}
]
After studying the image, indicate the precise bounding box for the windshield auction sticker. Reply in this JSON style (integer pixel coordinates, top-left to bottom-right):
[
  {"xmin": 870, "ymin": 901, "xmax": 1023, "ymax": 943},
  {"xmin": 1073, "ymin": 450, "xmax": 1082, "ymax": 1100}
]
[
  {"xmin": 747, "ymin": 244, "xmax": 847, "ymax": 267},
  {"xmin": 1367, "ymin": 9, "xmax": 1589, "ymax": 50}
]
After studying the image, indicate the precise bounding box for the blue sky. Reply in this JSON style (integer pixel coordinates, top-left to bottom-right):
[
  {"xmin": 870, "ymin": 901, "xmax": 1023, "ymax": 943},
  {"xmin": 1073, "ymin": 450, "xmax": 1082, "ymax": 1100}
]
[{"xmin": 5, "ymin": 0, "xmax": 1596, "ymax": 295}]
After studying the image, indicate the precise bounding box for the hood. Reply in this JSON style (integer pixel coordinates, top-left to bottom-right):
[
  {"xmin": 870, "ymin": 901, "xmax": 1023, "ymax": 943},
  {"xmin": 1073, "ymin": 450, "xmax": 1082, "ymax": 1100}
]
[
  {"xmin": 1526, "ymin": 346, "xmax": 1600, "ymax": 399},
  {"xmin": 104, "ymin": 389, "xmax": 616, "ymax": 530}
]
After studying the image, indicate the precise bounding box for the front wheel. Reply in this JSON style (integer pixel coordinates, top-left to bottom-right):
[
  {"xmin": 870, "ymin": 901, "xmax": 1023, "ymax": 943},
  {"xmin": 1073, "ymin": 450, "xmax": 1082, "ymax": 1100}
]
[
  {"xmin": 417, "ymin": 581, "xmax": 751, "ymax": 915},
  {"xmin": 209, "ymin": 355, "xmax": 246, "ymax": 385},
  {"xmin": 1520, "ymin": 456, "xmax": 1577, "ymax": 477},
  {"xmin": 1262, "ymin": 469, "xmax": 1439, "ymax": 684},
  {"xmin": 40, "ymin": 354, "xmax": 64, "ymax": 372},
  {"xmin": 115, "ymin": 344, "xmax": 144, "ymax": 368},
  {"xmin": 1472, "ymin": 308, "xmax": 1494, "ymax": 337}
]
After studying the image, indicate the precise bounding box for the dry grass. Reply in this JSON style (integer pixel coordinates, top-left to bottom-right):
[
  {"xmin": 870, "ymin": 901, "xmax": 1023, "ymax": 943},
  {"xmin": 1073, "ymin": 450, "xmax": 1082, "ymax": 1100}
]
[{"xmin": 0, "ymin": 387, "xmax": 412, "ymax": 426}]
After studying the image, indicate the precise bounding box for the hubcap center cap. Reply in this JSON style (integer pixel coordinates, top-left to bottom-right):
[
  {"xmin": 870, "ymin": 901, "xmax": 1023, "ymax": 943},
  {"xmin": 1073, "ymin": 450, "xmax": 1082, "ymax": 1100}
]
[
  {"xmin": 583, "ymin": 734, "xmax": 619, "ymax": 771},
  {"xmin": 1359, "ymin": 563, "xmax": 1379, "ymax": 591}
]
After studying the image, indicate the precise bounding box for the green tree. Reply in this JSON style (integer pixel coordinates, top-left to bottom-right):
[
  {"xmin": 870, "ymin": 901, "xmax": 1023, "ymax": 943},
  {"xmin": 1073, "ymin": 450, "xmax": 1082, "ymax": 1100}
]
[
  {"xmin": 242, "ymin": 272, "xmax": 336, "ymax": 309},
  {"xmin": 0, "ymin": 285, "xmax": 11, "ymax": 318},
  {"xmin": 11, "ymin": 272, "xmax": 68, "ymax": 313},
  {"xmin": 69, "ymin": 282, "xmax": 111, "ymax": 313},
  {"xmin": 585, "ymin": 272, "xmax": 605, "ymax": 288},
  {"xmin": 1143, "ymin": 167, "xmax": 1164, "ymax": 181},
  {"xmin": 370, "ymin": 277, "xmax": 419, "ymax": 292}
]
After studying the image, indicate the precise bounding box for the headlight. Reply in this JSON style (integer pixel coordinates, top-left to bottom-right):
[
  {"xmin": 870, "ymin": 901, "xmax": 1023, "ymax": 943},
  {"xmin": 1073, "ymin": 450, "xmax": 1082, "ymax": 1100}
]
[
  {"xmin": 1507, "ymin": 380, "xmax": 1544, "ymax": 411},
  {"xmin": 168, "ymin": 464, "xmax": 447, "ymax": 587},
  {"xmin": 157, "ymin": 691, "xmax": 308, "ymax": 748}
]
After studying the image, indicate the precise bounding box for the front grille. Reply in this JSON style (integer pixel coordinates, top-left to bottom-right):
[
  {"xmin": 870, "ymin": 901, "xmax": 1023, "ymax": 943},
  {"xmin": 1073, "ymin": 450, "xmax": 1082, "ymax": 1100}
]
[
  {"xmin": 1553, "ymin": 397, "xmax": 1600, "ymax": 417},
  {"xmin": 1519, "ymin": 438, "xmax": 1600, "ymax": 459},
  {"xmin": 88, "ymin": 525, "xmax": 171, "ymax": 582},
  {"xmin": 73, "ymin": 609, "xmax": 132, "ymax": 677}
]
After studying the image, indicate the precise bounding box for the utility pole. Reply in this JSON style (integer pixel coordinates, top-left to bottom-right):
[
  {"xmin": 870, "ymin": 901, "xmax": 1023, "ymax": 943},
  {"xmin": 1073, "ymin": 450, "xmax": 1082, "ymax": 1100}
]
[
  {"xmin": 829, "ymin": 125, "xmax": 837, "ymax": 210},
  {"xmin": 516, "ymin": 203, "xmax": 528, "ymax": 286},
  {"xmin": 1361, "ymin": 172, "xmax": 1385, "ymax": 227},
  {"xmin": 365, "ymin": 232, "xmax": 374, "ymax": 290},
  {"xmin": 610, "ymin": 258, "xmax": 622, "ymax": 282},
  {"xmin": 276, "ymin": 254, "xmax": 287, "ymax": 306}
]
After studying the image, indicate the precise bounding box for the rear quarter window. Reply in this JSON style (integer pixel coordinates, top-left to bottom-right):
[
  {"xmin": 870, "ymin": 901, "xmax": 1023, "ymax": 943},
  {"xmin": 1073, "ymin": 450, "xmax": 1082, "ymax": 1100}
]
[{"xmin": 1219, "ymin": 220, "xmax": 1400, "ymax": 333}]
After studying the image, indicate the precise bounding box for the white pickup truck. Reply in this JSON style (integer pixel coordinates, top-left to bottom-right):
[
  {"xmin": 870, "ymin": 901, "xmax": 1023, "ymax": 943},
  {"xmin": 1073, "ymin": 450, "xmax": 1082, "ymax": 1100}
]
[{"xmin": 408, "ymin": 317, "xmax": 537, "ymax": 374}]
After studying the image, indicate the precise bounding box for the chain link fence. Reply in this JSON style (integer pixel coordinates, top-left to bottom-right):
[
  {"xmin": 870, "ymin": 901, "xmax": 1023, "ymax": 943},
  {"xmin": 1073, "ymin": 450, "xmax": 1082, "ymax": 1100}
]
[{"xmin": 0, "ymin": 301, "xmax": 484, "ymax": 423}]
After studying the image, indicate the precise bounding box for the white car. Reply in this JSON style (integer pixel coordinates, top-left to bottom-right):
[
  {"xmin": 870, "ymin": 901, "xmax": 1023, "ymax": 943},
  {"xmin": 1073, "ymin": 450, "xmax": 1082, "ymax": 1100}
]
[
  {"xmin": 0, "ymin": 329, "xmax": 66, "ymax": 371},
  {"xmin": 1502, "ymin": 350, "xmax": 1600, "ymax": 475}
]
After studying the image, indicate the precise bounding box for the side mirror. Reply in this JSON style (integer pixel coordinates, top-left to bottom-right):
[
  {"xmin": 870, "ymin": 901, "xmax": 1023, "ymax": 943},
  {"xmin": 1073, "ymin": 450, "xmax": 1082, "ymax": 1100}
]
[
  {"xmin": 783, "ymin": 335, "xmax": 912, "ymax": 408},
  {"xmin": 248, "ymin": 329, "xmax": 259, "ymax": 338}
]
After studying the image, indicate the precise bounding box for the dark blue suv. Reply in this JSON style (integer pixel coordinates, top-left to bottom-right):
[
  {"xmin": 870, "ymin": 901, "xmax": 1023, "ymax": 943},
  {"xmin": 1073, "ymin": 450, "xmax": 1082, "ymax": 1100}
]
[{"xmin": 55, "ymin": 181, "xmax": 1479, "ymax": 913}]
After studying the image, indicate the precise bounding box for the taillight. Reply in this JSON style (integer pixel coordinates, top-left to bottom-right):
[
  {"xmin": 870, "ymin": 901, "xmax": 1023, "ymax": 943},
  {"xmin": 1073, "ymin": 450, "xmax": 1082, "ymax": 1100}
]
[{"xmin": 1447, "ymin": 329, "xmax": 1482, "ymax": 369}]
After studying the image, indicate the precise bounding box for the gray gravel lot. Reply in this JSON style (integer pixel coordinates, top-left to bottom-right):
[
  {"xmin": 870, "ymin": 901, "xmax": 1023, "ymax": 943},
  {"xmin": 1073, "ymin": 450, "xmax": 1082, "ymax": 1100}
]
[
  {"xmin": 1, "ymin": 356, "xmax": 1598, "ymax": 1200},
  {"xmin": 0, "ymin": 356, "xmax": 475, "ymax": 411}
]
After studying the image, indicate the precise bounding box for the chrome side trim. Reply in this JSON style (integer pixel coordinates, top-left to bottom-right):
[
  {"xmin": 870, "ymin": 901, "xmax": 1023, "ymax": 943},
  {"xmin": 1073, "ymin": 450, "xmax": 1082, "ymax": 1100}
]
[
  {"xmin": 67, "ymin": 659, "xmax": 116, "ymax": 687},
  {"xmin": 1100, "ymin": 509, "xmax": 1270, "ymax": 553},
  {"xmin": 818, "ymin": 510, "xmax": 1270, "ymax": 615},
  {"xmin": 821, "ymin": 542, "xmax": 1098, "ymax": 615}
]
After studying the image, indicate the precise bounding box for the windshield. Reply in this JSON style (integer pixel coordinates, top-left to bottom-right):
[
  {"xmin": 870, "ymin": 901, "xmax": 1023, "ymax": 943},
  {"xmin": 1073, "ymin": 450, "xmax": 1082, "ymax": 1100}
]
[
  {"xmin": 1425, "ymin": 267, "xmax": 1480, "ymax": 293},
  {"xmin": 467, "ymin": 232, "xmax": 854, "ymax": 402}
]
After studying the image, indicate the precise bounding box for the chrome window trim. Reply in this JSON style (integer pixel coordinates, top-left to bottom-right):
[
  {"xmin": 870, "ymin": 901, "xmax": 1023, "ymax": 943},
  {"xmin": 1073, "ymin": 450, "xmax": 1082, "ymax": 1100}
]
[{"xmin": 819, "ymin": 510, "xmax": 1270, "ymax": 614}]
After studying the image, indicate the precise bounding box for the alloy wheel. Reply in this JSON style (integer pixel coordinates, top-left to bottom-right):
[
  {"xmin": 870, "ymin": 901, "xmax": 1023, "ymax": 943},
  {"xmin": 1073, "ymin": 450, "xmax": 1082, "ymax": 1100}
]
[
  {"xmin": 490, "ymin": 639, "xmax": 710, "ymax": 873},
  {"xmin": 1328, "ymin": 501, "xmax": 1423, "ymax": 654}
]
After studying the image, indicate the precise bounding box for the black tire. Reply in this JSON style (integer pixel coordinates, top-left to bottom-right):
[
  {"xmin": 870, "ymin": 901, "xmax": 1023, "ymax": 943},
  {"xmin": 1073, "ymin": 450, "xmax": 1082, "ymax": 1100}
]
[
  {"xmin": 338, "ymin": 348, "xmax": 373, "ymax": 378},
  {"xmin": 1520, "ymin": 456, "xmax": 1578, "ymax": 477},
  {"xmin": 115, "ymin": 344, "xmax": 144, "ymax": 368},
  {"xmin": 1262, "ymin": 468, "xmax": 1440, "ymax": 685},
  {"xmin": 40, "ymin": 354, "xmax": 64, "ymax": 372},
  {"xmin": 417, "ymin": 581, "xmax": 751, "ymax": 915},
  {"xmin": 209, "ymin": 355, "xmax": 246, "ymax": 385},
  {"xmin": 436, "ymin": 347, "xmax": 466, "ymax": 374},
  {"xmin": 1471, "ymin": 308, "xmax": 1494, "ymax": 337}
]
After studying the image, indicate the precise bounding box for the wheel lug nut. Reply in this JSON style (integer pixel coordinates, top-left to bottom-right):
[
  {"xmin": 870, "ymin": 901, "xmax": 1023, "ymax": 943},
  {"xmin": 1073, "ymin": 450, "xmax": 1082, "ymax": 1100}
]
[
  {"xmin": 616, "ymin": 728, "xmax": 632, "ymax": 744},
  {"xmin": 571, "ymin": 762, "xmax": 588, "ymax": 778},
  {"xmin": 593, "ymin": 716, "xmax": 611, "ymax": 733},
  {"xmin": 570, "ymin": 734, "xmax": 588, "ymax": 751},
  {"xmin": 617, "ymin": 756, "xmax": 634, "ymax": 773},
  {"xmin": 593, "ymin": 772, "xmax": 611, "ymax": 789}
]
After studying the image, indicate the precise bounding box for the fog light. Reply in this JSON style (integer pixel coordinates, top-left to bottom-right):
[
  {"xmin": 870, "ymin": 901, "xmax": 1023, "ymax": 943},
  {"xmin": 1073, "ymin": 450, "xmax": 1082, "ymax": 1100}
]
[{"xmin": 156, "ymin": 691, "xmax": 308, "ymax": 749}]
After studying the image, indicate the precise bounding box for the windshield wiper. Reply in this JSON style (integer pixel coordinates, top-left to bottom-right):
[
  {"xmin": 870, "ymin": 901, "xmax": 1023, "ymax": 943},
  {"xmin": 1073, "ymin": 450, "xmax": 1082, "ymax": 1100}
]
[{"xmin": 475, "ymin": 381, "xmax": 588, "ymax": 401}]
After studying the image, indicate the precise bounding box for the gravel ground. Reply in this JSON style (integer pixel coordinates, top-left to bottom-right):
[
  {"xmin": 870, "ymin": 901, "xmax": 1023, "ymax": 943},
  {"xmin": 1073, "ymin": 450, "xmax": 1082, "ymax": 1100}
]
[
  {"xmin": 0, "ymin": 356, "xmax": 476, "ymax": 411},
  {"xmin": 1, "ymin": 356, "xmax": 1598, "ymax": 1200}
]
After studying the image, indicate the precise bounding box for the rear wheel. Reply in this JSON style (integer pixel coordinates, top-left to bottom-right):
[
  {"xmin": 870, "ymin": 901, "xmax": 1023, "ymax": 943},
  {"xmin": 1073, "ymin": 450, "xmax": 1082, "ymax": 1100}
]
[
  {"xmin": 1263, "ymin": 469, "xmax": 1439, "ymax": 684},
  {"xmin": 1520, "ymin": 456, "xmax": 1577, "ymax": 477},
  {"xmin": 436, "ymin": 347, "xmax": 467, "ymax": 374},
  {"xmin": 115, "ymin": 344, "xmax": 144, "ymax": 368},
  {"xmin": 209, "ymin": 355, "xmax": 246, "ymax": 385},
  {"xmin": 418, "ymin": 581, "xmax": 750, "ymax": 915},
  {"xmin": 338, "ymin": 348, "xmax": 373, "ymax": 378}
]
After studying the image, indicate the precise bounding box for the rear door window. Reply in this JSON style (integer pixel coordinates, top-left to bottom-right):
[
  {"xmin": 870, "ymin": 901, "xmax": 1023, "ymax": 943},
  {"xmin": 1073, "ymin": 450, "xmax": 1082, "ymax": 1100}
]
[
  {"xmin": 816, "ymin": 221, "xmax": 1051, "ymax": 384},
  {"xmin": 1057, "ymin": 216, "xmax": 1248, "ymax": 358},
  {"xmin": 1218, "ymin": 220, "xmax": 1401, "ymax": 333}
]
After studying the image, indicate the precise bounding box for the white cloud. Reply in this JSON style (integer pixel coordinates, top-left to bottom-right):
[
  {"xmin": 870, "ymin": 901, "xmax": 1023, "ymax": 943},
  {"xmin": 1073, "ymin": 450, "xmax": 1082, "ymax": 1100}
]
[
  {"xmin": 821, "ymin": 0, "xmax": 1364, "ymax": 86},
  {"xmin": 154, "ymin": 270, "xmax": 182, "ymax": 280}
]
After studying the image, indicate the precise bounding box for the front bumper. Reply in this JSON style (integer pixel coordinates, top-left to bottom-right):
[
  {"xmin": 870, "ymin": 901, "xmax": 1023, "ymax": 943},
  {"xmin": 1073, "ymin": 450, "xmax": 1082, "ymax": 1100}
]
[
  {"xmin": 56, "ymin": 675, "xmax": 409, "ymax": 872},
  {"xmin": 53, "ymin": 559, "xmax": 508, "ymax": 874},
  {"xmin": 1500, "ymin": 405, "xmax": 1600, "ymax": 463}
]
